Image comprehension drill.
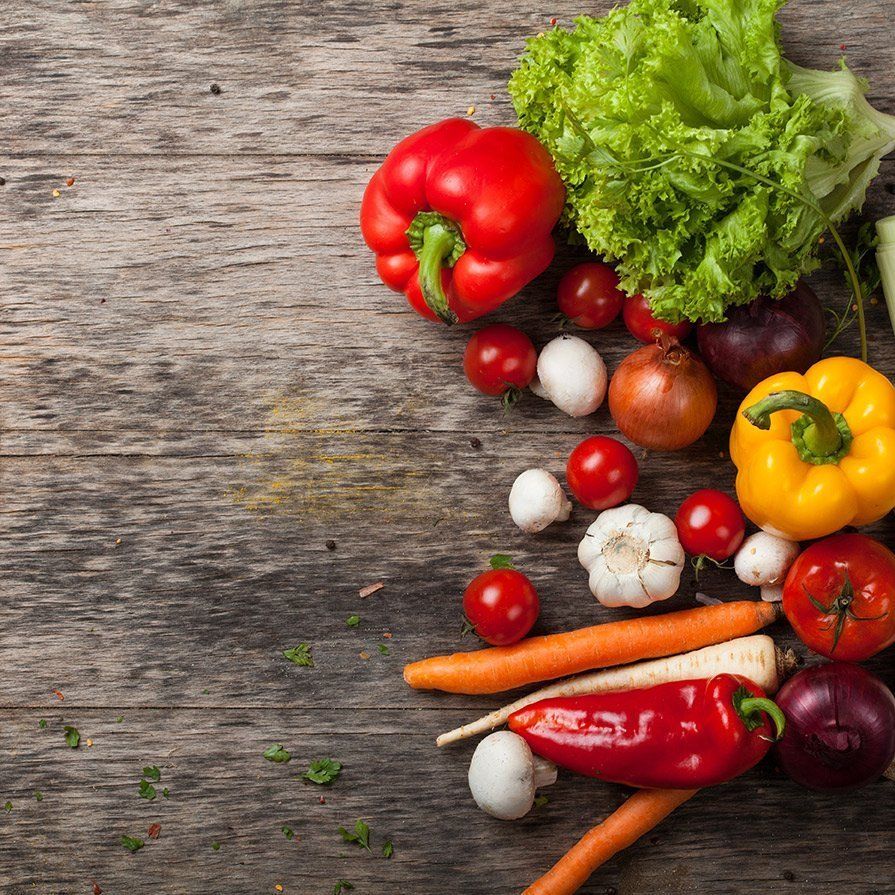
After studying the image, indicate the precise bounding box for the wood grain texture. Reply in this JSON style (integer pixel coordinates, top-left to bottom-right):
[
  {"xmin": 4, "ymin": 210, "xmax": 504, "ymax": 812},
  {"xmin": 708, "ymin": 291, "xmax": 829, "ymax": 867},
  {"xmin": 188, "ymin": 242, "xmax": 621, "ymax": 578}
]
[{"xmin": 2, "ymin": 0, "xmax": 895, "ymax": 893}]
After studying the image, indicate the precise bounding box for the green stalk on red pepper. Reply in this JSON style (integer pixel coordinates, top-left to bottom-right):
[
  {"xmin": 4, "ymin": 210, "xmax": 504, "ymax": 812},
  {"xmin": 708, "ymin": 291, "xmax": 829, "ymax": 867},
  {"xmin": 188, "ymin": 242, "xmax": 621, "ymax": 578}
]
[{"xmin": 508, "ymin": 674, "xmax": 785, "ymax": 789}]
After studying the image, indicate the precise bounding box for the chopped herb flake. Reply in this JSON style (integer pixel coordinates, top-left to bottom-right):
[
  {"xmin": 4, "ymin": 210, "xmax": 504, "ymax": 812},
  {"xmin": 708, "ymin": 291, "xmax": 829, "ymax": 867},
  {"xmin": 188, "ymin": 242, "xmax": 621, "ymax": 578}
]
[
  {"xmin": 282, "ymin": 825, "xmax": 295, "ymax": 840},
  {"xmin": 3, "ymin": 802, "xmax": 11, "ymax": 813},
  {"xmin": 161, "ymin": 787, "xmax": 169, "ymax": 798},
  {"xmin": 263, "ymin": 743, "xmax": 291, "ymax": 763},
  {"xmin": 63, "ymin": 726, "xmax": 80, "ymax": 749},
  {"xmin": 338, "ymin": 818, "xmax": 371, "ymax": 852},
  {"xmin": 38, "ymin": 719, "xmax": 47, "ymax": 730},
  {"xmin": 489, "ymin": 553, "xmax": 515, "ymax": 570},
  {"xmin": 116, "ymin": 716, "xmax": 124, "ymax": 723},
  {"xmin": 383, "ymin": 839, "xmax": 394, "ymax": 858},
  {"xmin": 346, "ymin": 615, "xmax": 360, "ymax": 627},
  {"xmin": 283, "ymin": 644, "xmax": 314, "ymax": 667},
  {"xmin": 378, "ymin": 643, "xmax": 389, "ymax": 655},
  {"xmin": 142, "ymin": 766, "xmax": 161, "ymax": 782},
  {"xmin": 138, "ymin": 779, "xmax": 156, "ymax": 801},
  {"xmin": 211, "ymin": 841, "xmax": 221, "ymax": 851},
  {"xmin": 304, "ymin": 758, "xmax": 341, "ymax": 785},
  {"xmin": 34, "ymin": 792, "xmax": 43, "ymax": 802},
  {"xmin": 121, "ymin": 835, "xmax": 144, "ymax": 853},
  {"xmin": 533, "ymin": 794, "xmax": 549, "ymax": 809},
  {"xmin": 333, "ymin": 883, "xmax": 354, "ymax": 895}
]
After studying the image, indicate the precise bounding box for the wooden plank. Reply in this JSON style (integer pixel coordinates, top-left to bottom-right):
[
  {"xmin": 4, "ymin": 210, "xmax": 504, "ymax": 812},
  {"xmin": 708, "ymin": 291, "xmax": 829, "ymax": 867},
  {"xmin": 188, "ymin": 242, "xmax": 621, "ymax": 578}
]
[
  {"xmin": 0, "ymin": 0, "xmax": 892, "ymax": 158},
  {"xmin": 0, "ymin": 709, "xmax": 892, "ymax": 894}
]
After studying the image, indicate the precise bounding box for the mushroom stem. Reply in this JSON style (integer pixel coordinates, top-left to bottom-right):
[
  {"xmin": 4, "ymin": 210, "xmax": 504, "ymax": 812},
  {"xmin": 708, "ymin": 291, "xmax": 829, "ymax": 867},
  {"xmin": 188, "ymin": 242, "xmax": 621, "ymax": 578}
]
[{"xmin": 534, "ymin": 756, "xmax": 558, "ymax": 789}]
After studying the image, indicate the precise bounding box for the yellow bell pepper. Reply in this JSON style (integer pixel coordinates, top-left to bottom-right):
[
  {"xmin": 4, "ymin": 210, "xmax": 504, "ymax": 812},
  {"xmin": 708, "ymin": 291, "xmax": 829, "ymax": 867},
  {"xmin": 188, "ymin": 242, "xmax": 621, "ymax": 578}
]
[{"xmin": 730, "ymin": 356, "xmax": 895, "ymax": 541}]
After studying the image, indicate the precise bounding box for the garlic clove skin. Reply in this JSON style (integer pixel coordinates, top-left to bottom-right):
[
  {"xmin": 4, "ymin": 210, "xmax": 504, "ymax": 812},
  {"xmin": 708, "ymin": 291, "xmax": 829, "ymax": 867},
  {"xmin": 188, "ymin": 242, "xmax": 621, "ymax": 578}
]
[{"xmin": 578, "ymin": 503, "xmax": 685, "ymax": 609}]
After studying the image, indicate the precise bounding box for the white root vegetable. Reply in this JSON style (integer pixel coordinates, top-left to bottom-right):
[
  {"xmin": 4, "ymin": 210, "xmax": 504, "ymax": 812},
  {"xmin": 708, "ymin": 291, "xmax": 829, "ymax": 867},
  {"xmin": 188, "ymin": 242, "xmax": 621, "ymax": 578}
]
[
  {"xmin": 467, "ymin": 731, "xmax": 557, "ymax": 820},
  {"xmin": 438, "ymin": 634, "xmax": 794, "ymax": 747},
  {"xmin": 536, "ymin": 334, "xmax": 607, "ymax": 417},
  {"xmin": 509, "ymin": 468, "xmax": 572, "ymax": 533},
  {"xmin": 735, "ymin": 532, "xmax": 800, "ymax": 588},
  {"xmin": 578, "ymin": 503, "xmax": 684, "ymax": 608}
]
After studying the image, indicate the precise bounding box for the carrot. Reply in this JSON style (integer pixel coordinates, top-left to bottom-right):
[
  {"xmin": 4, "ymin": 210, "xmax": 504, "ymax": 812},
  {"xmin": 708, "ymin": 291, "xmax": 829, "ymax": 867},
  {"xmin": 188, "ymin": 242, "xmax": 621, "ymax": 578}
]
[
  {"xmin": 524, "ymin": 788, "xmax": 698, "ymax": 895},
  {"xmin": 404, "ymin": 600, "xmax": 780, "ymax": 695},
  {"xmin": 436, "ymin": 634, "xmax": 794, "ymax": 746}
]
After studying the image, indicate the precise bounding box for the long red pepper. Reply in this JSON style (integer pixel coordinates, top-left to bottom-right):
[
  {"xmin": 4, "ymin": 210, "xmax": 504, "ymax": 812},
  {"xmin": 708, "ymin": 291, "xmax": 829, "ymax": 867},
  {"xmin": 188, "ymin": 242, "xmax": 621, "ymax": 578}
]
[{"xmin": 509, "ymin": 674, "xmax": 785, "ymax": 789}]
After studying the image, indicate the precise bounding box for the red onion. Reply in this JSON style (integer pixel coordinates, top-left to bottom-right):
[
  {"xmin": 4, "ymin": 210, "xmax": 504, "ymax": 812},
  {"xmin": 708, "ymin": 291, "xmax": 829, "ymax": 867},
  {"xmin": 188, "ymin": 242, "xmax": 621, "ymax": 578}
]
[
  {"xmin": 775, "ymin": 663, "xmax": 895, "ymax": 791},
  {"xmin": 696, "ymin": 282, "xmax": 825, "ymax": 392},
  {"xmin": 608, "ymin": 336, "xmax": 717, "ymax": 451}
]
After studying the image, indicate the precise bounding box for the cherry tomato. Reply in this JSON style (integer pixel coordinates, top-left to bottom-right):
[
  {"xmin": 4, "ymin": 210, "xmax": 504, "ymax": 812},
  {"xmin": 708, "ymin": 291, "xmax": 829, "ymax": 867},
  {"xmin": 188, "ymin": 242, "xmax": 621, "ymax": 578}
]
[
  {"xmin": 623, "ymin": 293, "xmax": 693, "ymax": 344},
  {"xmin": 566, "ymin": 436, "xmax": 638, "ymax": 511},
  {"xmin": 782, "ymin": 533, "xmax": 895, "ymax": 661},
  {"xmin": 675, "ymin": 490, "xmax": 745, "ymax": 562},
  {"xmin": 557, "ymin": 262, "xmax": 624, "ymax": 330},
  {"xmin": 463, "ymin": 324, "xmax": 537, "ymax": 397},
  {"xmin": 463, "ymin": 556, "xmax": 540, "ymax": 646}
]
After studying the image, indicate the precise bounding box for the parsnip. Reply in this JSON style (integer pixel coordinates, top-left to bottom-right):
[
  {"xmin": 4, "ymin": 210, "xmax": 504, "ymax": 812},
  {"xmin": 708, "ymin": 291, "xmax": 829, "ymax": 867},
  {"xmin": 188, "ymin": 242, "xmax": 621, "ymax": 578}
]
[{"xmin": 436, "ymin": 634, "xmax": 793, "ymax": 747}]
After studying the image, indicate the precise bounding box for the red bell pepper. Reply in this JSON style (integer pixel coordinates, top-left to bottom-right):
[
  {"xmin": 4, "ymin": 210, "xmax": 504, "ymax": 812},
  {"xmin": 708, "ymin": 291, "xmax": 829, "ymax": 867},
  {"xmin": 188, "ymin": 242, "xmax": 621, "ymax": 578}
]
[
  {"xmin": 508, "ymin": 674, "xmax": 785, "ymax": 789},
  {"xmin": 360, "ymin": 118, "xmax": 565, "ymax": 324}
]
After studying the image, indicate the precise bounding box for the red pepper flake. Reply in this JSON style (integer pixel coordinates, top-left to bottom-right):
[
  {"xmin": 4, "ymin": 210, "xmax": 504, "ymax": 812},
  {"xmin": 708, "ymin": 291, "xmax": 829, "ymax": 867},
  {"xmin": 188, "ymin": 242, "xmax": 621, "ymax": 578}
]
[
  {"xmin": 550, "ymin": 16, "xmax": 558, "ymax": 25},
  {"xmin": 66, "ymin": 177, "xmax": 75, "ymax": 187},
  {"xmin": 839, "ymin": 43, "xmax": 847, "ymax": 50},
  {"xmin": 93, "ymin": 884, "xmax": 102, "ymax": 895},
  {"xmin": 383, "ymin": 632, "xmax": 393, "ymax": 639},
  {"xmin": 358, "ymin": 581, "xmax": 384, "ymax": 599},
  {"xmin": 318, "ymin": 795, "xmax": 326, "ymax": 804},
  {"xmin": 53, "ymin": 690, "xmax": 64, "ymax": 701},
  {"xmin": 148, "ymin": 823, "xmax": 161, "ymax": 840}
]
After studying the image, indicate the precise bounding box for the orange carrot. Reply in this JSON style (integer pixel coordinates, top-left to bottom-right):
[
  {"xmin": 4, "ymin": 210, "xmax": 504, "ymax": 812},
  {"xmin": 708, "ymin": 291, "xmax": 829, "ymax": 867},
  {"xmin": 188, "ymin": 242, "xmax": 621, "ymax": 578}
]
[
  {"xmin": 403, "ymin": 600, "xmax": 779, "ymax": 694},
  {"xmin": 524, "ymin": 788, "xmax": 698, "ymax": 895}
]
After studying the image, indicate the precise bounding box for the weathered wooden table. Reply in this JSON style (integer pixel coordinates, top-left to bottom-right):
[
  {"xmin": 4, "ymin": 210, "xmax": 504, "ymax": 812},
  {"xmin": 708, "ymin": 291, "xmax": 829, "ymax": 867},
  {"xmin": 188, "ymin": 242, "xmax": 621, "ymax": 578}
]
[{"xmin": 2, "ymin": 2, "xmax": 894, "ymax": 893}]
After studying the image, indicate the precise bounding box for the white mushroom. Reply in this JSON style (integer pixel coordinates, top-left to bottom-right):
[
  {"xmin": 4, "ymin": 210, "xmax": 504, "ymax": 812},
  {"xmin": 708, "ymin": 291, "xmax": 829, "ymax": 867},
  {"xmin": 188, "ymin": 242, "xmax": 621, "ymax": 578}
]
[
  {"xmin": 734, "ymin": 532, "xmax": 801, "ymax": 590},
  {"xmin": 467, "ymin": 731, "xmax": 557, "ymax": 820},
  {"xmin": 509, "ymin": 468, "xmax": 572, "ymax": 534},
  {"xmin": 536, "ymin": 334, "xmax": 607, "ymax": 417},
  {"xmin": 578, "ymin": 503, "xmax": 684, "ymax": 609},
  {"xmin": 760, "ymin": 583, "xmax": 785, "ymax": 603}
]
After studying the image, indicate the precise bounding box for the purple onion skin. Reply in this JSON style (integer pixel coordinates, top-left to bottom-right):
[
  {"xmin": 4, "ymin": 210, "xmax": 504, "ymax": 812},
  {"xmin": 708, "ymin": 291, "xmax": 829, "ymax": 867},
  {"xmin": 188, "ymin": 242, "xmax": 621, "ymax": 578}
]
[
  {"xmin": 775, "ymin": 663, "xmax": 895, "ymax": 791},
  {"xmin": 696, "ymin": 282, "xmax": 825, "ymax": 392}
]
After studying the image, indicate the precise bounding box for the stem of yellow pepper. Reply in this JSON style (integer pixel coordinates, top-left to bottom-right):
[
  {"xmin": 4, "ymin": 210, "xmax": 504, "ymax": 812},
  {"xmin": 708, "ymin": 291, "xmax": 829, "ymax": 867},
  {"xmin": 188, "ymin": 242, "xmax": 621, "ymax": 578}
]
[{"xmin": 742, "ymin": 390, "xmax": 854, "ymax": 465}]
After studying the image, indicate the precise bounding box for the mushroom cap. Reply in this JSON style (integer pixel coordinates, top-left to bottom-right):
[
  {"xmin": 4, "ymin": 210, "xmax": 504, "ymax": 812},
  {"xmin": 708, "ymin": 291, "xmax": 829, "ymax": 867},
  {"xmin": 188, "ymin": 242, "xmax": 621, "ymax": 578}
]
[
  {"xmin": 734, "ymin": 531, "xmax": 801, "ymax": 586},
  {"xmin": 536, "ymin": 335, "xmax": 607, "ymax": 417},
  {"xmin": 468, "ymin": 731, "xmax": 551, "ymax": 821},
  {"xmin": 509, "ymin": 468, "xmax": 571, "ymax": 534}
]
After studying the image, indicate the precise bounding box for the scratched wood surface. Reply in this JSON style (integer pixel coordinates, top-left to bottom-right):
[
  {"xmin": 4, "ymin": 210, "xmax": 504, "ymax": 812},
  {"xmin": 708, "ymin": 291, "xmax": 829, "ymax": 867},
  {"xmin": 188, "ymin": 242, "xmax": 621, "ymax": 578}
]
[{"xmin": 2, "ymin": 1, "xmax": 895, "ymax": 893}]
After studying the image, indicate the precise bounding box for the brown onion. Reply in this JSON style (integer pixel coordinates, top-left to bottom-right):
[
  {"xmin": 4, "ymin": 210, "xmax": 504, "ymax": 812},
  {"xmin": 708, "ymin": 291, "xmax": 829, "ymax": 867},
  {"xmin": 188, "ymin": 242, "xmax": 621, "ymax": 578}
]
[{"xmin": 608, "ymin": 337, "xmax": 717, "ymax": 451}]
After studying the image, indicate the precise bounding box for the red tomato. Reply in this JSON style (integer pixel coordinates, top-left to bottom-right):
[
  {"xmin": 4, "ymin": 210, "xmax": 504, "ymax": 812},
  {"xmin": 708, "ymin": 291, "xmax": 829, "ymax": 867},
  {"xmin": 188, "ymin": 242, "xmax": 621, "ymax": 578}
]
[
  {"xmin": 463, "ymin": 557, "xmax": 540, "ymax": 646},
  {"xmin": 557, "ymin": 262, "xmax": 624, "ymax": 330},
  {"xmin": 675, "ymin": 490, "xmax": 745, "ymax": 562},
  {"xmin": 463, "ymin": 324, "xmax": 537, "ymax": 397},
  {"xmin": 782, "ymin": 533, "xmax": 895, "ymax": 661},
  {"xmin": 566, "ymin": 436, "xmax": 638, "ymax": 511},
  {"xmin": 623, "ymin": 294, "xmax": 693, "ymax": 344}
]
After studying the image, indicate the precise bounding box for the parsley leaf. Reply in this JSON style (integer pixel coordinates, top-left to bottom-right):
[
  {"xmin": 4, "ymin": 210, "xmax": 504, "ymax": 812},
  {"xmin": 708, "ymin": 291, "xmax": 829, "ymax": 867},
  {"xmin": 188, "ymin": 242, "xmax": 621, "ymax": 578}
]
[
  {"xmin": 282, "ymin": 825, "xmax": 295, "ymax": 840},
  {"xmin": 3, "ymin": 802, "xmax": 11, "ymax": 813},
  {"xmin": 346, "ymin": 615, "xmax": 360, "ymax": 628},
  {"xmin": 333, "ymin": 882, "xmax": 354, "ymax": 895},
  {"xmin": 142, "ymin": 766, "xmax": 161, "ymax": 782},
  {"xmin": 338, "ymin": 818, "xmax": 371, "ymax": 852},
  {"xmin": 161, "ymin": 787, "xmax": 169, "ymax": 798},
  {"xmin": 382, "ymin": 839, "xmax": 394, "ymax": 858},
  {"xmin": 116, "ymin": 716, "xmax": 124, "ymax": 723},
  {"xmin": 121, "ymin": 835, "xmax": 144, "ymax": 853},
  {"xmin": 63, "ymin": 726, "xmax": 80, "ymax": 749},
  {"xmin": 377, "ymin": 643, "xmax": 389, "ymax": 656},
  {"xmin": 263, "ymin": 743, "xmax": 291, "ymax": 763},
  {"xmin": 38, "ymin": 719, "xmax": 47, "ymax": 730},
  {"xmin": 34, "ymin": 792, "xmax": 43, "ymax": 802},
  {"xmin": 138, "ymin": 779, "xmax": 156, "ymax": 801},
  {"xmin": 211, "ymin": 841, "xmax": 221, "ymax": 851},
  {"xmin": 283, "ymin": 644, "xmax": 314, "ymax": 667},
  {"xmin": 304, "ymin": 758, "xmax": 341, "ymax": 785}
]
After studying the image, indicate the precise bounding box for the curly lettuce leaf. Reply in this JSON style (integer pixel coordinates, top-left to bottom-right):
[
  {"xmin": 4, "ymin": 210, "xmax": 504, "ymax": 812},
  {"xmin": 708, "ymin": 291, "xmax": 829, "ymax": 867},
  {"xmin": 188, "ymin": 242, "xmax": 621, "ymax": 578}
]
[{"xmin": 509, "ymin": 0, "xmax": 895, "ymax": 322}]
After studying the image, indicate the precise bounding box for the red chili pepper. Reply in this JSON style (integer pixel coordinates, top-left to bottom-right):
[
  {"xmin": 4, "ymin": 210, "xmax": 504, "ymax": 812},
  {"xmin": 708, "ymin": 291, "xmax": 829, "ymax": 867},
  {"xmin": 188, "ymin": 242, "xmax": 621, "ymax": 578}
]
[
  {"xmin": 508, "ymin": 674, "xmax": 785, "ymax": 788},
  {"xmin": 360, "ymin": 119, "xmax": 565, "ymax": 324}
]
